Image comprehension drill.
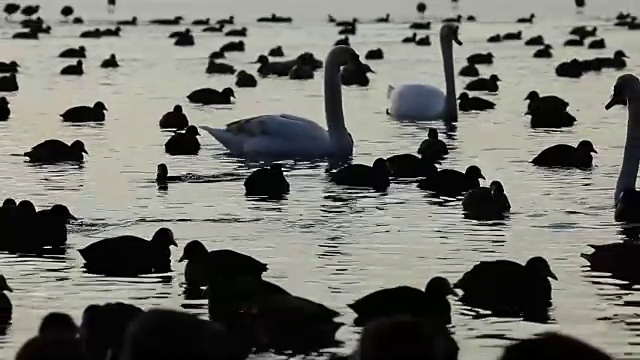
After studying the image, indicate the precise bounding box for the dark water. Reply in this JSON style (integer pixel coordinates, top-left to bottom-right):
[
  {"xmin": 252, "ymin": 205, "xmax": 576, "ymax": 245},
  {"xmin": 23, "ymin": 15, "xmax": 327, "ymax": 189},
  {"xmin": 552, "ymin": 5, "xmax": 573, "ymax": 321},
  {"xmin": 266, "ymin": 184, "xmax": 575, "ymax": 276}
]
[{"xmin": 1, "ymin": 0, "xmax": 640, "ymax": 358}]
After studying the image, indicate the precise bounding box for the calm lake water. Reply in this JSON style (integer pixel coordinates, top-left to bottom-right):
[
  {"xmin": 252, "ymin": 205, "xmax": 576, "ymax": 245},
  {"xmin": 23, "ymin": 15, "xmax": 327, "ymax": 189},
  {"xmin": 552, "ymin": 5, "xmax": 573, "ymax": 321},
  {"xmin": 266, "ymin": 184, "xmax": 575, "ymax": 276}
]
[{"xmin": 1, "ymin": 0, "xmax": 640, "ymax": 358}]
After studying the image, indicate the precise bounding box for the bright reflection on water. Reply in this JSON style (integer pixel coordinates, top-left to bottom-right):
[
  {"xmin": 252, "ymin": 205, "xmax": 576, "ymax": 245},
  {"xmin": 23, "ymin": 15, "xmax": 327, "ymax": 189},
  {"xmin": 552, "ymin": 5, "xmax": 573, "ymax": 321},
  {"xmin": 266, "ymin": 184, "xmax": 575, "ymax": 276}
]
[{"xmin": 1, "ymin": 0, "xmax": 640, "ymax": 358}]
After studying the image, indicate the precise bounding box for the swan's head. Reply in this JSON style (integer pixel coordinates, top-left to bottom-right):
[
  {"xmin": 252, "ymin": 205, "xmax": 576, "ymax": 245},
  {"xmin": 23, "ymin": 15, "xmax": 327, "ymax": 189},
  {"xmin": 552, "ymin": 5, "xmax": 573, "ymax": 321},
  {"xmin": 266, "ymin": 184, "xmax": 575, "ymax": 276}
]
[
  {"xmin": 328, "ymin": 45, "xmax": 362, "ymax": 68},
  {"xmin": 440, "ymin": 23, "xmax": 462, "ymax": 45},
  {"xmin": 605, "ymin": 74, "xmax": 640, "ymax": 110},
  {"xmin": 576, "ymin": 140, "xmax": 597, "ymax": 154}
]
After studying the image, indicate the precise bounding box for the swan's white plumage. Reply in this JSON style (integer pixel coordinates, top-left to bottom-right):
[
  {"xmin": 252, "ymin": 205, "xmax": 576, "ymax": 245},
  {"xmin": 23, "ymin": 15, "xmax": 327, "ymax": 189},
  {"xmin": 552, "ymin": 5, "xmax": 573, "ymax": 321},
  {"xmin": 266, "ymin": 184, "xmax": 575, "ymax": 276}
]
[
  {"xmin": 388, "ymin": 84, "xmax": 446, "ymax": 121},
  {"xmin": 200, "ymin": 46, "xmax": 355, "ymax": 160},
  {"xmin": 200, "ymin": 114, "xmax": 332, "ymax": 158}
]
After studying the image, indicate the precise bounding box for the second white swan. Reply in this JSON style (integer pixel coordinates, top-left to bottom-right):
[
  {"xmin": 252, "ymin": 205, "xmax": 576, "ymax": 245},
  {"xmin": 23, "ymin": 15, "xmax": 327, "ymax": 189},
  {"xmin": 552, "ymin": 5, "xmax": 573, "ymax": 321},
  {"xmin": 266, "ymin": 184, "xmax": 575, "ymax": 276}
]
[
  {"xmin": 606, "ymin": 74, "xmax": 640, "ymax": 222},
  {"xmin": 387, "ymin": 23, "xmax": 462, "ymax": 121},
  {"xmin": 200, "ymin": 46, "xmax": 359, "ymax": 160}
]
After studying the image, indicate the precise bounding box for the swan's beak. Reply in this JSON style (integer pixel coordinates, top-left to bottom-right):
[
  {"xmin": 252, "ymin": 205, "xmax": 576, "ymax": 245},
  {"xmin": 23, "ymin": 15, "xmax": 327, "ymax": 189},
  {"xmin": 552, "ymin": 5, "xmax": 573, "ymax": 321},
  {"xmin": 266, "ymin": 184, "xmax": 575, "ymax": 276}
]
[
  {"xmin": 605, "ymin": 95, "xmax": 626, "ymax": 110},
  {"xmin": 453, "ymin": 37, "xmax": 463, "ymax": 46}
]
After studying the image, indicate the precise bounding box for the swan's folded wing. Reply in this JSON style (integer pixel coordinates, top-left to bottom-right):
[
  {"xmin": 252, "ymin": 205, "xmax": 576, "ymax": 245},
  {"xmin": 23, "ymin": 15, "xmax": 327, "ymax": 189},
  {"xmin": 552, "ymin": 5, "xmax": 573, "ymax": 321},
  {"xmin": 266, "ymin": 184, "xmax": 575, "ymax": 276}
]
[{"xmin": 224, "ymin": 114, "xmax": 328, "ymax": 142}]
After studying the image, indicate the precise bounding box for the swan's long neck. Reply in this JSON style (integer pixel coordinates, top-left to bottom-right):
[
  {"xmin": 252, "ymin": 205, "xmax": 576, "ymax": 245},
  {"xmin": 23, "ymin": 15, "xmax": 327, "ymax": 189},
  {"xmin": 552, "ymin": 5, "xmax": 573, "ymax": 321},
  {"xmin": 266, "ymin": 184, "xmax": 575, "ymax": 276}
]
[
  {"xmin": 440, "ymin": 36, "xmax": 457, "ymax": 122},
  {"xmin": 324, "ymin": 54, "xmax": 346, "ymax": 135},
  {"xmin": 615, "ymin": 95, "xmax": 640, "ymax": 204}
]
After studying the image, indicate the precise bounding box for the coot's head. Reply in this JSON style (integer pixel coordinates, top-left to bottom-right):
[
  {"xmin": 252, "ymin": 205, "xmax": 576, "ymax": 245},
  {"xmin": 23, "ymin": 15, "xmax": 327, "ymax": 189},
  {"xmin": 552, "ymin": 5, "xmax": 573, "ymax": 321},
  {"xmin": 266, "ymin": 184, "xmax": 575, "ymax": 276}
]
[
  {"xmin": 156, "ymin": 163, "xmax": 168, "ymax": 179},
  {"xmin": 222, "ymin": 87, "xmax": 236, "ymax": 99},
  {"xmin": 17, "ymin": 200, "xmax": 36, "ymax": 215},
  {"xmin": 465, "ymin": 165, "xmax": 485, "ymax": 180},
  {"xmin": 2, "ymin": 198, "xmax": 16, "ymax": 207},
  {"xmin": 424, "ymin": 276, "xmax": 457, "ymax": 297},
  {"xmin": 70, "ymin": 140, "xmax": 88, "ymax": 154},
  {"xmin": 151, "ymin": 227, "xmax": 177, "ymax": 247},
  {"xmin": 524, "ymin": 256, "xmax": 557, "ymax": 280},
  {"xmin": 39, "ymin": 312, "xmax": 78, "ymax": 339},
  {"xmin": 173, "ymin": 104, "xmax": 183, "ymax": 113},
  {"xmin": 427, "ymin": 128, "xmax": 439, "ymax": 140},
  {"xmin": 253, "ymin": 54, "xmax": 269, "ymax": 64},
  {"xmin": 576, "ymin": 140, "xmax": 597, "ymax": 154},
  {"xmin": 178, "ymin": 240, "xmax": 208, "ymax": 262},
  {"xmin": 50, "ymin": 204, "xmax": 77, "ymax": 222},
  {"xmin": 489, "ymin": 180, "xmax": 505, "ymax": 196},
  {"xmin": 93, "ymin": 101, "xmax": 108, "ymax": 112},
  {"xmin": 185, "ymin": 125, "xmax": 200, "ymax": 136},
  {"xmin": 457, "ymin": 92, "xmax": 470, "ymax": 101},
  {"xmin": 524, "ymin": 90, "xmax": 540, "ymax": 101},
  {"xmin": 0, "ymin": 275, "xmax": 12, "ymax": 293},
  {"xmin": 489, "ymin": 74, "xmax": 501, "ymax": 82}
]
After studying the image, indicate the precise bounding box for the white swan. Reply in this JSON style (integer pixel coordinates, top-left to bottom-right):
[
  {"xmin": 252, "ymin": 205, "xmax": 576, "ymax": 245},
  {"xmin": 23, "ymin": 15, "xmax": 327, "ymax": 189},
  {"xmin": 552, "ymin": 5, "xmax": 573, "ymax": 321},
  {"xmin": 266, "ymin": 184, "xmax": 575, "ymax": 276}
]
[
  {"xmin": 606, "ymin": 74, "xmax": 640, "ymax": 222},
  {"xmin": 200, "ymin": 46, "xmax": 358, "ymax": 160},
  {"xmin": 387, "ymin": 23, "xmax": 462, "ymax": 121}
]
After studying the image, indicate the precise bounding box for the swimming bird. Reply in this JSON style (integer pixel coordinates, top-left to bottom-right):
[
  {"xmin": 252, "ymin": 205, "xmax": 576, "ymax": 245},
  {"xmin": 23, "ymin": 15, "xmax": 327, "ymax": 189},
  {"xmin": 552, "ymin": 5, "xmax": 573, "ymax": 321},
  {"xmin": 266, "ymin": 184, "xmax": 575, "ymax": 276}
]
[
  {"xmin": 35, "ymin": 204, "xmax": 76, "ymax": 247},
  {"xmin": 206, "ymin": 60, "xmax": 236, "ymax": 74},
  {"xmin": 100, "ymin": 54, "xmax": 119, "ymax": 68},
  {"xmin": 533, "ymin": 44, "xmax": 553, "ymax": 58},
  {"xmin": 365, "ymin": 48, "xmax": 384, "ymax": 60},
  {"xmin": 288, "ymin": 65, "xmax": 314, "ymax": 80},
  {"xmin": 605, "ymin": 74, "xmax": 640, "ymax": 222},
  {"xmin": 0, "ymin": 73, "xmax": 18, "ymax": 92},
  {"xmin": 187, "ymin": 87, "xmax": 235, "ymax": 105},
  {"xmin": 59, "ymin": 46, "xmax": 86, "ymax": 58},
  {"xmin": 150, "ymin": 16, "xmax": 183, "ymax": 25},
  {"xmin": 60, "ymin": 60, "xmax": 84, "ymax": 75},
  {"xmin": 216, "ymin": 15, "xmax": 234, "ymax": 25},
  {"xmin": 364, "ymin": 48, "xmax": 384, "ymax": 60},
  {"xmin": 409, "ymin": 21, "xmax": 431, "ymax": 30},
  {"xmin": 159, "ymin": 105, "xmax": 189, "ymax": 130},
  {"xmin": 525, "ymin": 91, "xmax": 569, "ymax": 114},
  {"xmin": 60, "ymin": 101, "xmax": 107, "ymax": 123},
  {"xmin": 417, "ymin": 165, "xmax": 484, "ymax": 196},
  {"xmin": 402, "ymin": 32, "xmax": 417, "ymax": 43},
  {"xmin": 192, "ymin": 17, "xmax": 210, "ymax": 25},
  {"xmin": 375, "ymin": 13, "xmax": 390, "ymax": 23},
  {"xmin": 116, "ymin": 16, "xmax": 137, "ymax": 26},
  {"xmin": 524, "ymin": 35, "xmax": 544, "ymax": 46},
  {"xmin": 348, "ymin": 276, "xmax": 456, "ymax": 327},
  {"xmin": 235, "ymin": 70, "xmax": 257, "ymax": 87},
  {"xmin": 328, "ymin": 158, "xmax": 390, "ymax": 192},
  {"xmin": 182, "ymin": 243, "xmax": 267, "ymax": 283},
  {"xmin": 3, "ymin": 3, "xmax": 19, "ymax": 20},
  {"xmin": 225, "ymin": 27, "xmax": 247, "ymax": 37},
  {"xmin": 334, "ymin": 36, "xmax": 350, "ymax": 46},
  {"xmin": 200, "ymin": 46, "xmax": 359, "ymax": 160},
  {"xmin": 244, "ymin": 164, "xmax": 290, "ymax": 198},
  {"xmin": 502, "ymin": 31, "xmax": 522, "ymax": 40},
  {"xmin": 79, "ymin": 28, "xmax": 102, "ymax": 38},
  {"xmin": 388, "ymin": 23, "xmax": 462, "ymax": 121},
  {"xmin": 415, "ymin": 35, "xmax": 431, "ymax": 46},
  {"xmin": 208, "ymin": 51, "xmax": 225, "ymax": 60},
  {"xmin": 588, "ymin": 38, "xmax": 606, "ymax": 49},
  {"xmin": 24, "ymin": 139, "xmax": 88, "ymax": 163},
  {"xmin": 458, "ymin": 92, "xmax": 495, "ymax": 111},
  {"xmin": 164, "ymin": 125, "xmax": 201, "ymax": 155},
  {"xmin": 12, "ymin": 28, "xmax": 38, "ymax": 39},
  {"xmin": 464, "ymin": 74, "xmax": 500, "ymax": 92},
  {"xmin": 268, "ymin": 45, "xmax": 284, "ymax": 57},
  {"xmin": 0, "ymin": 276, "xmax": 11, "ymax": 322},
  {"xmin": 385, "ymin": 153, "xmax": 438, "ymax": 179},
  {"xmin": 454, "ymin": 256, "xmax": 556, "ymax": 319},
  {"xmin": 341, "ymin": 63, "xmax": 374, "ymax": 86},
  {"xmin": 555, "ymin": 59, "xmax": 583, "ymax": 78},
  {"xmin": 0, "ymin": 97, "xmax": 9, "ymax": 121},
  {"xmin": 516, "ymin": 13, "xmax": 535, "ymax": 23},
  {"xmin": 219, "ymin": 40, "xmax": 244, "ymax": 52},
  {"xmin": 581, "ymin": 242, "xmax": 640, "ymax": 284},
  {"xmin": 155, "ymin": 163, "xmax": 191, "ymax": 186},
  {"xmin": 203, "ymin": 24, "xmax": 224, "ymax": 32},
  {"xmin": 458, "ymin": 62, "xmax": 479, "ymax": 77},
  {"xmin": 0, "ymin": 61, "xmax": 19, "ymax": 74},
  {"xmin": 174, "ymin": 29, "xmax": 195, "ymax": 46},
  {"xmin": 467, "ymin": 52, "xmax": 493, "ymax": 65},
  {"xmin": 79, "ymin": 227, "xmax": 177, "ymax": 276},
  {"xmin": 417, "ymin": 128, "xmax": 449, "ymax": 160},
  {"xmin": 462, "ymin": 180, "xmax": 511, "ymax": 220},
  {"xmin": 60, "ymin": 5, "xmax": 74, "ymax": 20},
  {"xmin": 531, "ymin": 140, "xmax": 597, "ymax": 169},
  {"xmin": 487, "ymin": 34, "xmax": 502, "ymax": 43},
  {"xmin": 563, "ymin": 36, "xmax": 585, "ymax": 46}
]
